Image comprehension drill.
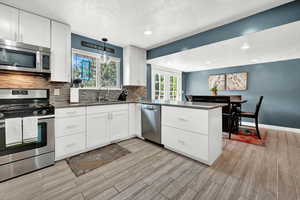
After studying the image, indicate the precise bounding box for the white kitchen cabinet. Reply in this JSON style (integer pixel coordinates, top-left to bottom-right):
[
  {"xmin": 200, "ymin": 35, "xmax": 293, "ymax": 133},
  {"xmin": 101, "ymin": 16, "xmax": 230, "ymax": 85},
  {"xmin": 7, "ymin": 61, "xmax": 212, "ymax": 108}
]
[
  {"xmin": 162, "ymin": 106, "xmax": 222, "ymax": 165},
  {"xmin": 87, "ymin": 104, "xmax": 129, "ymax": 144},
  {"xmin": 87, "ymin": 112, "xmax": 110, "ymax": 149},
  {"xmin": 162, "ymin": 126, "xmax": 209, "ymax": 161},
  {"xmin": 55, "ymin": 116, "xmax": 86, "ymax": 137},
  {"xmin": 0, "ymin": 4, "xmax": 18, "ymax": 41},
  {"xmin": 123, "ymin": 45, "xmax": 146, "ymax": 86},
  {"xmin": 55, "ymin": 107, "xmax": 86, "ymax": 160},
  {"xmin": 50, "ymin": 21, "xmax": 71, "ymax": 82},
  {"xmin": 129, "ymin": 104, "xmax": 136, "ymax": 137},
  {"xmin": 110, "ymin": 110, "xmax": 129, "ymax": 141},
  {"xmin": 135, "ymin": 104, "xmax": 142, "ymax": 138},
  {"xmin": 55, "ymin": 133, "xmax": 86, "ymax": 160},
  {"xmin": 19, "ymin": 11, "xmax": 50, "ymax": 48}
]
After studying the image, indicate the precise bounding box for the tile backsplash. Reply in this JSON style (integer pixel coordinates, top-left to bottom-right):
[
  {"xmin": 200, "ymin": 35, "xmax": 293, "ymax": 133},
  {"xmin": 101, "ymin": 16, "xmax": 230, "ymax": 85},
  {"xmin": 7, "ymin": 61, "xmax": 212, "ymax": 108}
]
[{"xmin": 0, "ymin": 71, "xmax": 147, "ymax": 104}]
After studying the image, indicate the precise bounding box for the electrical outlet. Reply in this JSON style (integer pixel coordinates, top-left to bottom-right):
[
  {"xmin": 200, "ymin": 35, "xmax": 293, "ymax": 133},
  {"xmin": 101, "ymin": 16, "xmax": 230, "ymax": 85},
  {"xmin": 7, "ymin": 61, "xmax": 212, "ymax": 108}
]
[{"xmin": 54, "ymin": 89, "xmax": 60, "ymax": 96}]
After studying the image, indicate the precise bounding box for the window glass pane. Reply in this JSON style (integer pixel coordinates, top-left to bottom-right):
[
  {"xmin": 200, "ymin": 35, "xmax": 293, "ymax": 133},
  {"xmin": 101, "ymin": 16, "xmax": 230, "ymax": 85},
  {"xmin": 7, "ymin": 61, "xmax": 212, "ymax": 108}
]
[
  {"xmin": 155, "ymin": 82, "xmax": 159, "ymax": 90},
  {"xmin": 72, "ymin": 53, "xmax": 97, "ymax": 88},
  {"xmin": 99, "ymin": 60, "xmax": 120, "ymax": 88},
  {"xmin": 155, "ymin": 74, "xmax": 159, "ymax": 82}
]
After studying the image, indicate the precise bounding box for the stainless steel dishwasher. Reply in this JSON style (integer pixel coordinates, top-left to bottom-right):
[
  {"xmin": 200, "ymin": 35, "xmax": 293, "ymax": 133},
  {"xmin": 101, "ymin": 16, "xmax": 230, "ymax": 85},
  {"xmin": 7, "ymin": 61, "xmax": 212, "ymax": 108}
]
[{"xmin": 141, "ymin": 104, "xmax": 161, "ymax": 144}]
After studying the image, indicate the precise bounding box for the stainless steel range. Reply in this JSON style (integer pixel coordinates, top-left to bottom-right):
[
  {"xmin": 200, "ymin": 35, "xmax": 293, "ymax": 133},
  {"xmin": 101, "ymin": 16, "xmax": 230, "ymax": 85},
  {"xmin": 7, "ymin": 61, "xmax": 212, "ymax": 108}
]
[{"xmin": 0, "ymin": 89, "xmax": 55, "ymax": 182}]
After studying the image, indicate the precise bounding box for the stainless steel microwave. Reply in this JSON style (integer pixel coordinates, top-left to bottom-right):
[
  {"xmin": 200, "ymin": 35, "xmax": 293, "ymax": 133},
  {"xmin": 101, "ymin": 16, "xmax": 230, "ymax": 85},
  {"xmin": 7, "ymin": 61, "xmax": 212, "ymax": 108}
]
[{"xmin": 0, "ymin": 39, "xmax": 50, "ymax": 73}]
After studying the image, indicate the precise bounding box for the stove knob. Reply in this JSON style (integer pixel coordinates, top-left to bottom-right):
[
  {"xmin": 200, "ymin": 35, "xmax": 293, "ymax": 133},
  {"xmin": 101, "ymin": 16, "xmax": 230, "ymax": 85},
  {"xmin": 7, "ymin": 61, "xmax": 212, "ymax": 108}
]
[
  {"xmin": 33, "ymin": 111, "xmax": 39, "ymax": 116},
  {"xmin": 41, "ymin": 110, "xmax": 47, "ymax": 115},
  {"xmin": 0, "ymin": 113, "xmax": 4, "ymax": 118}
]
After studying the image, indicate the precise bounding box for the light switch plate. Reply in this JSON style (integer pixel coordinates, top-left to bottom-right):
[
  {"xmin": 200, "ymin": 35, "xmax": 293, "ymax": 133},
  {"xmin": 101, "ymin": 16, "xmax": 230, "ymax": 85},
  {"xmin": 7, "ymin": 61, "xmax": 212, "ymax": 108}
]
[{"xmin": 54, "ymin": 89, "xmax": 60, "ymax": 96}]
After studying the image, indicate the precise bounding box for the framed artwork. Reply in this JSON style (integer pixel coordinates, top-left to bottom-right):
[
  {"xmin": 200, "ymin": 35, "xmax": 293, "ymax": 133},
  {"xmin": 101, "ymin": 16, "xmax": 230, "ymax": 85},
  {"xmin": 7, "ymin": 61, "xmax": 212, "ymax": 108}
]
[
  {"xmin": 226, "ymin": 72, "xmax": 248, "ymax": 90},
  {"xmin": 208, "ymin": 74, "xmax": 226, "ymax": 91}
]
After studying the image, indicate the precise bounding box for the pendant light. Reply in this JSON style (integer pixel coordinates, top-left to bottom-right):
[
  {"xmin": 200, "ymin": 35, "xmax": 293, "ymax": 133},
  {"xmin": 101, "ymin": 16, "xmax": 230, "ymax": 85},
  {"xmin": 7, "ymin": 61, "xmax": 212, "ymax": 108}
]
[{"xmin": 100, "ymin": 38, "xmax": 111, "ymax": 64}]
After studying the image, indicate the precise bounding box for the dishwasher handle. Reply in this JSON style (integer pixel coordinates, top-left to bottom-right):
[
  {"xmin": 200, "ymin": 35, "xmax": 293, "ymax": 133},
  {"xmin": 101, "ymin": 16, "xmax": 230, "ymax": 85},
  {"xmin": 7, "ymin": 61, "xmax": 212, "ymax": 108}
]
[{"xmin": 143, "ymin": 106, "xmax": 159, "ymax": 111}]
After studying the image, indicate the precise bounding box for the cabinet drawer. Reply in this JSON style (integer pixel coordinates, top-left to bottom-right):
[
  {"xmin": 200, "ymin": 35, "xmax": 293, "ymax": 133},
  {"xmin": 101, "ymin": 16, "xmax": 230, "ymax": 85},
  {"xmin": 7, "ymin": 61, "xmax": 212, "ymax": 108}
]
[
  {"xmin": 162, "ymin": 106, "xmax": 208, "ymax": 134},
  {"xmin": 55, "ymin": 133, "xmax": 85, "ymax": 159},
  {"xmin": 55, "ymin": 116, "xmax": 85, "ymax": 137},
  {"xmin": 162, "ymin": 126, "xmax": 208, "ymax": 161},
  {"xmin": 55, "ymin": 107, "xmax": 86, "ymax": 118}
]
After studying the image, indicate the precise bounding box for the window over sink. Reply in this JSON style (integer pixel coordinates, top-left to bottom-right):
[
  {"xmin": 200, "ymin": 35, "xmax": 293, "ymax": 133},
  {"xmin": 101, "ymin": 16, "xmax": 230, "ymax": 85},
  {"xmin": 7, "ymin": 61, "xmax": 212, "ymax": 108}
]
[{"xmin": 72, "ymin": 49, "xmax": 121, "ymax": 89}]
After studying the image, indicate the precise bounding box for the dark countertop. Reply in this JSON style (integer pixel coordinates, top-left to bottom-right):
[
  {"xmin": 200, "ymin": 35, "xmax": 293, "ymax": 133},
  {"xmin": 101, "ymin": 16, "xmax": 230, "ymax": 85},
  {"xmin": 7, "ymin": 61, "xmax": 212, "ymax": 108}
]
[
  {"xmin": 53, "ymin": 101, "xmax": 137, "ymax": 109},
  {"xmin": 54, "ymin": 100, "xmax": 226, "ymax": 110},
  {"xmin": 140, "ymin": 100, "xmax": 227, "ymax": 110}
]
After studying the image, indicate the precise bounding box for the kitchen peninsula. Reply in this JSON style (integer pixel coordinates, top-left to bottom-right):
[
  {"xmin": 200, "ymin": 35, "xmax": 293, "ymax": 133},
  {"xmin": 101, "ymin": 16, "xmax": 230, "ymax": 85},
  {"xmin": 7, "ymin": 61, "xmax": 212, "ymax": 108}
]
[{"xmin": 54, "ymin": 100, "xmax": 224, "ymax": 165}]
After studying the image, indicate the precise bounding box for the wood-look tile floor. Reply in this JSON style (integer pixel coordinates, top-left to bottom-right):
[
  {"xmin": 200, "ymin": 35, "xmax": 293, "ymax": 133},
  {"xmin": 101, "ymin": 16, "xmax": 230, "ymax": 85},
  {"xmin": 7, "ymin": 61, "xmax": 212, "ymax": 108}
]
[{"xmin": 0, "ymin": 129, "xmax": 299, "ymax": 200}]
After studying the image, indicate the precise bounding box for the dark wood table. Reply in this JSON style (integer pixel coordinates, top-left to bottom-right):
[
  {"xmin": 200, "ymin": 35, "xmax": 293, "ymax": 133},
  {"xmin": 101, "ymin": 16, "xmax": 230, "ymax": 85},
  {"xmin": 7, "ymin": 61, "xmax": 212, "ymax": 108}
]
[{"xmin": 230, "ymin": 100, "xmax": 248, "ymax": 105}]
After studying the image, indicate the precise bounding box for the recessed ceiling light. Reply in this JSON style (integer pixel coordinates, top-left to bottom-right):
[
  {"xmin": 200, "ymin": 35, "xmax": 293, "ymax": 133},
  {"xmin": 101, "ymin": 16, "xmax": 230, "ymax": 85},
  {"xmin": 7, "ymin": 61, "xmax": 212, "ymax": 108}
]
[
  {"xmin": 144, "ymin": 30, "xmax": 152, "ymax": 35},
  {"xmin": 241, "ymin": 43, "xmax": 250, "ymax": 50}
]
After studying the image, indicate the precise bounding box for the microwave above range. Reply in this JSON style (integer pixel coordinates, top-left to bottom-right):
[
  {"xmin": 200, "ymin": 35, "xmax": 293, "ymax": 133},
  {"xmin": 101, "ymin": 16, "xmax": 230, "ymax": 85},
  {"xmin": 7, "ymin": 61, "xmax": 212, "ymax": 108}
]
[{"xmin": 0, "ymin": 39, "xmax": 50, "ymax": 74}]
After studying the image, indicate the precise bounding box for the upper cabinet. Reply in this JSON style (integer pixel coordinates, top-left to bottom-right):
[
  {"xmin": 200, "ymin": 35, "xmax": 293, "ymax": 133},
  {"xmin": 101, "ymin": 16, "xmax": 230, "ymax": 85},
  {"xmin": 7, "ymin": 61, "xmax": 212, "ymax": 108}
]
[
  {"xmin": 19, "ymin": 11, "xmax": 51, "ymax": 48},
  {"xmin": 0, "ymin": 4, "xmax": 18, "ymax": 41},
  {"xmin": 50, "ymin": 21, "xmax": 71, "ymax": 82},
  {"xmin": 123, "ymin": 45, "xmax": 146, "ymax": 86}
]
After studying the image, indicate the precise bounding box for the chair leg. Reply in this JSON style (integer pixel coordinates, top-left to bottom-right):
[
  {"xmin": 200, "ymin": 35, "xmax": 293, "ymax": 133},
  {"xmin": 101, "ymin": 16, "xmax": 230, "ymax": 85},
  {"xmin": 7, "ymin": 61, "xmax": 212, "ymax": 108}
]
[
  {"xmin": 255, "ymin": 117, "xmax": 261, "ymax": 139},
  {"xmin": 228, "ymin": 118, "xmax": 232, "ymax": 139}
]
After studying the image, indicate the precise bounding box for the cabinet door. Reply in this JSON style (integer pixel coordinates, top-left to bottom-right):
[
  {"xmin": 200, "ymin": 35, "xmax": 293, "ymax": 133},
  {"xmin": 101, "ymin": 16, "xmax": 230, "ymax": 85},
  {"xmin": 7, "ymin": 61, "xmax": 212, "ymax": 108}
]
[
  {"xmin": 51, "ymin": 21, "xmax": 71, "ymax": 82},
  {"xmin": 135, "ymin": 104, "xmax": 142, "ymax": 137},
  {"xmin": 128, "ymin": 104, "xmax": 136, "ymax": 136},
  {"xmin": 110, "ymin": 111, "xmax": 129, "ymax": 141},
  {"xmin": 0, "ymin": 4, "xmax": 18, "ymax": 41},
  {"xmin": 135, "ymin": 47, "xmax": 146, "ymax": 86},
  {"xmin": 123, "ymin": 46, "xmax": 146, "ymax": 86},
  {"xmin": 87, "ymin": 113, "xmax": 110, "ymax": 148},
  {"xmin": 19, "ymin": 11, "xmax": 50, "ymax": 47}
]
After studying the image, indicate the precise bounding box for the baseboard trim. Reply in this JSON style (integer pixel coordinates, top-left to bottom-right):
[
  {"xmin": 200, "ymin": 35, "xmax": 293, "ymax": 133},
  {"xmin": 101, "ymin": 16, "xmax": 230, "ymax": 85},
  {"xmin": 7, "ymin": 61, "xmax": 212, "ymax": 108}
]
[{"xmin": 241, "ymin": 121, "xmax": 300, "ymax": 134}]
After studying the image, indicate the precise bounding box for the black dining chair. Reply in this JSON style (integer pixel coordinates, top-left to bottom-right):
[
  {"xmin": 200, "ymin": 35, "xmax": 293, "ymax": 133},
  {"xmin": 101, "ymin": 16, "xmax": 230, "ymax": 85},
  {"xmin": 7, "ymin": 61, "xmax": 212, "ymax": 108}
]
[{"xmin": 238, "ymin": 96, "xmax": 264, "ymax": 139}]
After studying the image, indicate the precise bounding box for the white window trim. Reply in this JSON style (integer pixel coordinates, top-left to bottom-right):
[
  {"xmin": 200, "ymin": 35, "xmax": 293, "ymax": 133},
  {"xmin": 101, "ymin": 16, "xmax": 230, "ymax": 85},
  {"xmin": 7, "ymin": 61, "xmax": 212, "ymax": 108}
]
[
  {"xmin": 151, "ymin": 65, "xmax": 182, "ymax": 101},
  {"xmin": 72, "ymin": 48, "xmax": 121, "ymax": 90}
]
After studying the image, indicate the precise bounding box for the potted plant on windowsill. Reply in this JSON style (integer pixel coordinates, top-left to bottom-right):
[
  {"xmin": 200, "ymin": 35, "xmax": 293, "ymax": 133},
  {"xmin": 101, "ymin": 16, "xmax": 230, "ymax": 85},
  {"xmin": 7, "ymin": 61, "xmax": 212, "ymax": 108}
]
[{"xmin": 210, "ymin": 86, "xmax": 218, "ymax": 96}]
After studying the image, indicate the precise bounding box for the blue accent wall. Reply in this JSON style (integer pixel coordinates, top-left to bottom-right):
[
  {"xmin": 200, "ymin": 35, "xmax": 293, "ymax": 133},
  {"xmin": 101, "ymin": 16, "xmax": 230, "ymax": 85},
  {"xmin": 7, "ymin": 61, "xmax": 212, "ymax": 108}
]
[
  {"xmin": 146, "ymin": 1, "xmax": 300, "ymax": 128},
  {"xmin": 184, "ymin": 59, "xmax": 300, "ymax": 129},
  {"xmin": 71, "ymin": 33, "xmax": 124, "ymax": 84},
  {"xmin": 147, "ymin": 1, "xmax": 300, "ymax": 59}
]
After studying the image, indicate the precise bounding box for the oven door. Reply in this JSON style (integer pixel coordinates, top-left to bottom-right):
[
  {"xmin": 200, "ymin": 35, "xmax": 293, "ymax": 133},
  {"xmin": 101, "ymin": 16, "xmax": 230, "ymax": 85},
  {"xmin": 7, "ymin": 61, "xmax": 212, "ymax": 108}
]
[{"xmin": 0, "ymin": 116, "xmax": 54, "ymax": 165}]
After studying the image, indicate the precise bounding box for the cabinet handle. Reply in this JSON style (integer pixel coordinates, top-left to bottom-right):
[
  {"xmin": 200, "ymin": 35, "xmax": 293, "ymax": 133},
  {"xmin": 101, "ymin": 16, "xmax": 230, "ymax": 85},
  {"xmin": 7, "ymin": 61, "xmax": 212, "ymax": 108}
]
[
  {"xmin": 178, "ymin": 117, "xmax": 188, "ymax": 122},
  {"xmin": 178, "ymin": 140, "xmax": 185, "ymax": 145},
  {"xmin": 66, "ymin": 125, "xmax": 77, "ymax": 129},
  {"xmin": 66, "ymin": 111, "xmax": 77, "ymax": 115},
  {"xmin": 66, "ymin": 143, "xmax": 76, "ymax": 148}
]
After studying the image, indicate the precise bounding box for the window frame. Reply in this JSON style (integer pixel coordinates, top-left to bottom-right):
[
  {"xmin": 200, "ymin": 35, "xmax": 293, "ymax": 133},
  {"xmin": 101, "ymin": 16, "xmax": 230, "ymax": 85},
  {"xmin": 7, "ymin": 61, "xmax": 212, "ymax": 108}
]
[
  {"xmin": 151, "ymin": 65, "xmax": 182, "ymax": 101},
  {"xmin": 71, "ymin": 48, "xmax": 121, "ymax": 90}
]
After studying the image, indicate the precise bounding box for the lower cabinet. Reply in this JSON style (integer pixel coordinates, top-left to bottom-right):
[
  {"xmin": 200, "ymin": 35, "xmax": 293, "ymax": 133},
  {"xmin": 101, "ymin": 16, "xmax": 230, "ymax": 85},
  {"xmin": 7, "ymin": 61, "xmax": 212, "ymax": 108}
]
[
  {"xmin": 110, "ymin": 110, "xmax": 129, "ymax": 141},
  {"xmin": 87, "ymin": 112, "xmax": 110, "ymax": 148},
  {"xmin": 55, "ymin": 104, "xmax": 138, "ymax": 161},
  {"xmin": 162, "ymin": 126, "xmax": 208, "ymax": 161},
  {"xmin": 55, "ymin": 133, "xmax": 86, "ymax": 160},
  {"xmin": 161, "ymin": 106, "xmax": 222, "ymax": 166}
]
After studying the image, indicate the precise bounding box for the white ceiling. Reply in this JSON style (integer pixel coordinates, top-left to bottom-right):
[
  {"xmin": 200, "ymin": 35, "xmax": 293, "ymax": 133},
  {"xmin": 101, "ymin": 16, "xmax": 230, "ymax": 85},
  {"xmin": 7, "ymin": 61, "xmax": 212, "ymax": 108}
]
[
  {"xmin": 147, "ymin": 21, "xmax": 300, "ymax": 72},
  {"xmin": 0, "ymin": 0, "xmax": 293, "ymax": 49}
]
